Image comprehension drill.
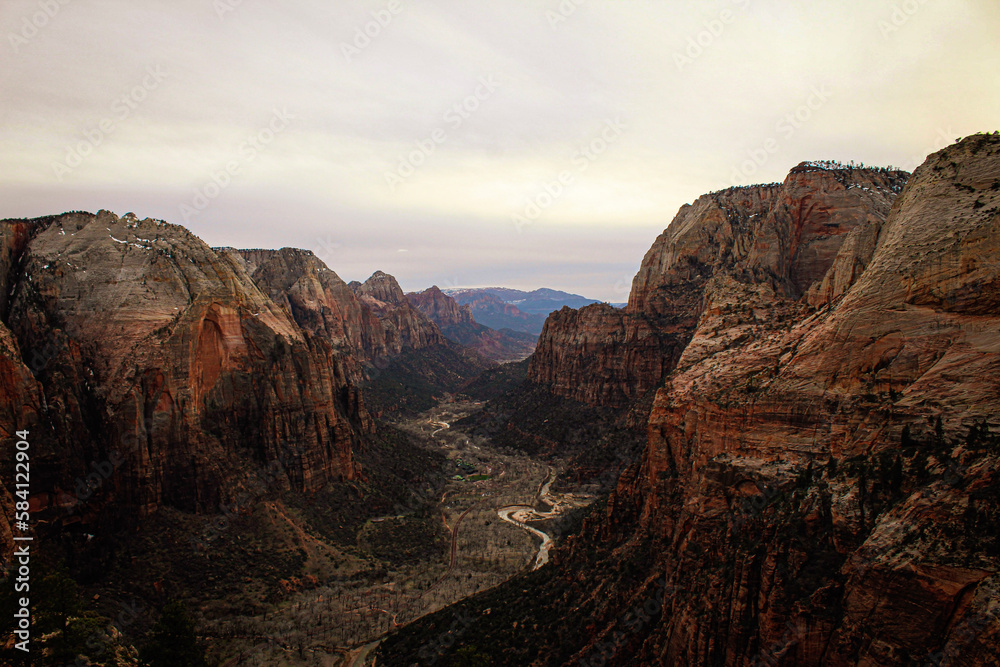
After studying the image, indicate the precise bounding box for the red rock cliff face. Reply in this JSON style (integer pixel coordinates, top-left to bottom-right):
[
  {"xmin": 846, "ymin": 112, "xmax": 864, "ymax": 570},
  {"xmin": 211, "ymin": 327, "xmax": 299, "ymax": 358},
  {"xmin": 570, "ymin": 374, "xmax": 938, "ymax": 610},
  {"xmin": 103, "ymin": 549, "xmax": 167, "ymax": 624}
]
[
  {"xmin": 563, "ymin": 136, "xmax": 1000, "ymax": 666},
  {"xmin": 528, "ymin": 165, "xmax": 908, "ymax": 408},
  {"xmin": 350, "ymin": 271, "xmax": 446, "ymax": 352},
  {"xmin": 0, "ymin": 212, "xmax": 371, "ymax": 532},
  {"xmin": 231, "ymin": 248, "xmax": 404, "ymax": 378},
  {"xmin": 406, "ymin": 285, "xmax": 475, "ymax": 327},
  {"xmin": 407, "ymin": 286, "xmax": 536, "ymax": 362}
]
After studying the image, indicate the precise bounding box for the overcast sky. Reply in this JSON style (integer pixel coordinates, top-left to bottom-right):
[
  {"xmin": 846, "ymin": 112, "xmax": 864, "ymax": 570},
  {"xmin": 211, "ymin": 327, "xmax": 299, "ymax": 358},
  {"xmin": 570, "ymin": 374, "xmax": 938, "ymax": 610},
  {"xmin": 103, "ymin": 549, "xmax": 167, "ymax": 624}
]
[{"xmin": 1, "ymin": 1, "xmax": 997, "ymax": 300}]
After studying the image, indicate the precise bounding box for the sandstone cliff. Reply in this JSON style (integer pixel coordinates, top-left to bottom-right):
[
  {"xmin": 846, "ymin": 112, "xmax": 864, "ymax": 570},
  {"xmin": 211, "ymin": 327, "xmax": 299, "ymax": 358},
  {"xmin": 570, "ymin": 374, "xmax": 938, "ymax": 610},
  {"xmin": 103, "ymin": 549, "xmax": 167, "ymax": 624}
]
[
  {"xmin": 529, "ymin": 164, "xmax": 908, "ymax": 408},
  {"xmin": 613, "ymin": 134, "xmax": 1000, "ymax": 666},
  {"xmin": 349, "ymin": 271, "xmax": 446, "ymax": 353},
  {"xmin": 0, "ymin": 211, "xmax": 372, "ymax": 544},
  {"xmin": 407, "ymin": 286, "xmax": 537, "ymax": 362},
  {"xmin": 406, "ymin": 285, "xmax": 475, "ymax": 327},
  {"xmin": 378, "ymin": 135, "xmax": 1000, "ymax": 666}
]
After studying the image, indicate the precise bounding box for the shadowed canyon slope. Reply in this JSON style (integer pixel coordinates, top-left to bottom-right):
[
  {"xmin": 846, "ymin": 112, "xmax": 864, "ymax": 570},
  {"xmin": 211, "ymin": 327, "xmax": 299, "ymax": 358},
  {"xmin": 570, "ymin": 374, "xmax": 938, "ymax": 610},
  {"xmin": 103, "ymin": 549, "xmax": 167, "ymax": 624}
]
[
  {"xmin": 0, "ymin": 213, "xmax": 372, "ymax": 532},
  {"xmin": 379, "ymin": 134, "xmax": 1000, "ymax": 666},
  {"xmin": 0, "ymin": 214, "xmax": 490, "ymax": 567}
]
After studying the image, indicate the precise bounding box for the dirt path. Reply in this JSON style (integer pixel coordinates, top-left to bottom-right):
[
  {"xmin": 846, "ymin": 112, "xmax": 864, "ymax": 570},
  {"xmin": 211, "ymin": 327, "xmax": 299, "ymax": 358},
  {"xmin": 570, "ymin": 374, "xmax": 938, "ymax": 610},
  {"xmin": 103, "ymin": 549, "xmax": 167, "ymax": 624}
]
[
  {"xmin": 269, "ymin": 501, "xmax": 343, "ymax": 573},
  {"xmin": 346, "ymin": 638, "xmax": 382, "ymax": 667}
]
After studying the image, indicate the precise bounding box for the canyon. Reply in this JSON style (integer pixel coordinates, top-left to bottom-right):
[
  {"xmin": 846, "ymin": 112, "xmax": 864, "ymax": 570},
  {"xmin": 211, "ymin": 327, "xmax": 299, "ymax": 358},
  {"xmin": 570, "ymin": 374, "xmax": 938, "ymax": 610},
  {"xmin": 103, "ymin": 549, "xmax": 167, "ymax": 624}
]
[
  {"xmin": 379, "ymin": 135, "xmax": 1000, "ymax": 665},
  {"xmin": 1, "ymin": 134, "xmax": 998, "ymax": 666}
]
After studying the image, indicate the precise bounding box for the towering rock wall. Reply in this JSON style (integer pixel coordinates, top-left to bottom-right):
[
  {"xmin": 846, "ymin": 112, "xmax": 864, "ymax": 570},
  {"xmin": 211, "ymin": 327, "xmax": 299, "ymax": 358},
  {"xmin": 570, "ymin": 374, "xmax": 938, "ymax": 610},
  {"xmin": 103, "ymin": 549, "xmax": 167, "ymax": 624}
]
[
  {"xmin": 349, "ymin": 271, "xmax": 447, "ymax": 353},
  {"xmin": 528, "ymin": 165, "xmax": 908, "ymax": 408},
  {"xmin": 379, "ymin": 135, "xmax": 1000, "ymax": 666},
  {"xmin": 624, "ymin": 134, "xmax": 1000, "ymax": 666},
  {"xmin": 0, "ymin": 211, "xmax": 371, "ymax": 540},
  {"xmin": 231, "ymin": 248, "xmax": 398, "ymax": 375}
]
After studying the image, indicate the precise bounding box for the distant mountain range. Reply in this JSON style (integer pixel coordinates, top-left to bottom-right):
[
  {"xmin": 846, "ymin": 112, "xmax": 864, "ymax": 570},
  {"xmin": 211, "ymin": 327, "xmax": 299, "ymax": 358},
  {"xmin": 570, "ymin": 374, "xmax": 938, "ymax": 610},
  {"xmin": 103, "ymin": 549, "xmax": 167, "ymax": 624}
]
[
  {"xmin": 405, "ymin": 286, "xmax": 537, "ymax": 362},
  {"xmin": 442, "ymin": 287, "xmax": 614, "ymax": 334}
]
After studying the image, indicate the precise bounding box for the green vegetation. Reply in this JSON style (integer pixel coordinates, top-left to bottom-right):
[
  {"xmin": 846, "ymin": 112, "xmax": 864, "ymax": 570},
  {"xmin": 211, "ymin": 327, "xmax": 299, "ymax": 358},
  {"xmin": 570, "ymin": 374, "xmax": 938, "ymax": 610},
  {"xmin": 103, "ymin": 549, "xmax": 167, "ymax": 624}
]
[
  {"xmin": 459, "ymin": 380, "xmax": 644, "ymax": 463},
  {"xmin": 0, "ymin": 561, "xmax": 131, "ymax": 666},
  {"xmin": 359, "ymin": 514, "xmax": 448, "ymax": 567},
  {"xmin": 461, "ymin": 358, "xmax": 531, "ymax": 401},
  {"xmin": 140, "ymin": 600, "xmax": 207, "ymax": 667},
  {"xmin": 362, "ymin": 341, "xmax": 494, "ymax": 415},
  {"xmin": 286, "ymin": 424, "xmax": 448, "ymax": 549}
]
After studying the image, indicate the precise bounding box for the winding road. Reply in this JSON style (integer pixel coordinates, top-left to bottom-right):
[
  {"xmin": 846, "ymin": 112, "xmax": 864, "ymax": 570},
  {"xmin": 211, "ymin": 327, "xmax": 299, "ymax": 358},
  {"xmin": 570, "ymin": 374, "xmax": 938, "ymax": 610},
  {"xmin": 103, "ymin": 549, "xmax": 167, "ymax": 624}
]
[
  {"xmin": 496, "ymin": 468, "xmax": 560, "ymax": 570},
  {"xmin": 347, "ymin": 638, "xmax": 381, "ymax": 667}
]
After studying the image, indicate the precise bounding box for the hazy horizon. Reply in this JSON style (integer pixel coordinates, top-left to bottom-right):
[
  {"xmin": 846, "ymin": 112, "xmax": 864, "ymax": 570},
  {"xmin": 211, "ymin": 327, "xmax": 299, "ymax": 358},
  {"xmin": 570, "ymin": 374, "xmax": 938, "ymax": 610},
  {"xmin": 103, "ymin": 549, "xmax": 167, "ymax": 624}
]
[{"xmin": 2, "ymin": 0, "xmax": 998, "ymax": 299}]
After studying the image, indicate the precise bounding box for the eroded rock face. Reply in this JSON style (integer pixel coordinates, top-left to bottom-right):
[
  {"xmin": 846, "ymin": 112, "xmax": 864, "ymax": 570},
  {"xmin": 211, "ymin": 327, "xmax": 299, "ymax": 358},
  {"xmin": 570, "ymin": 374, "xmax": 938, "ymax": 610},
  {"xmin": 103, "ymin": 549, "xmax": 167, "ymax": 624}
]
[
  {"xmin": 528, "ymin": 304, "xmax": 677, "ymax": 407},
  {"xmin": 406, "ymin": 285, "xmax": 474, "ymax": 327},
  {"xmin": 528, "ymin": 165, "xmax": 909, "ymax": 408},
  {"xmin": 580, "ymin": 136, "xmax": 1000, "ymax": 665},
  {"xmin": 407, "ymin": 286, "xmax": 536, "ymax": 362},
  {"xmin": 350, "ymin": 271, "xmax": 446, "ymax": 353},
  {"xmin": 231, "ymin": 248, "xmax": 394, "ymax": 377},
  {"xmin": 380, "ymin": 138, "xmax": 1000, "ymax": 667},
  {"xmin": 0, "ymin": 211, "xmax": 371, "ymax": 535}
]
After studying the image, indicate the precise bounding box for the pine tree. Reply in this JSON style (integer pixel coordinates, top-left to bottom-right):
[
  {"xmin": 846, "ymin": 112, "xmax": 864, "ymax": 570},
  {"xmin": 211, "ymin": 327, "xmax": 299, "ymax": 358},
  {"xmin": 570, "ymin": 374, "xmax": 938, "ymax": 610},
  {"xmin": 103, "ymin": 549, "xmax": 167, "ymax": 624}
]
[
  {"xmin": 141, "ymin": 600, "xmax": 207, "ymax": 667},
  {"xmin": 901, "ymin": 424, "xmax": 914, "ymax": 448},
  {"xmin": 36, "ymin": 563, "xmax": 83, "ymax": 661}
]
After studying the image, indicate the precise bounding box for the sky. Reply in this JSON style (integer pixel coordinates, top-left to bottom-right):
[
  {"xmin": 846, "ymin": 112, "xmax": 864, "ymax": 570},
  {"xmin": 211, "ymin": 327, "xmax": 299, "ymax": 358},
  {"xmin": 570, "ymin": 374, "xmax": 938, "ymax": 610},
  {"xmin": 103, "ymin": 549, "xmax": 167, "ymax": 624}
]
[{"xmin": 1, "ymin": 1, "xmax": 998, "ymax": 301}]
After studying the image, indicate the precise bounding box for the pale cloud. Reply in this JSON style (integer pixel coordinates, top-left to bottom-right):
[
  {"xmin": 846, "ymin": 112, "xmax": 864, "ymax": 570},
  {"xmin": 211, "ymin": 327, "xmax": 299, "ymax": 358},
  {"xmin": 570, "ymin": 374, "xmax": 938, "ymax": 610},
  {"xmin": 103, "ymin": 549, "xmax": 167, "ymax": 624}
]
[{"xmin": 1, "ymin": 0, "xmax": 998, "ymax": 300}]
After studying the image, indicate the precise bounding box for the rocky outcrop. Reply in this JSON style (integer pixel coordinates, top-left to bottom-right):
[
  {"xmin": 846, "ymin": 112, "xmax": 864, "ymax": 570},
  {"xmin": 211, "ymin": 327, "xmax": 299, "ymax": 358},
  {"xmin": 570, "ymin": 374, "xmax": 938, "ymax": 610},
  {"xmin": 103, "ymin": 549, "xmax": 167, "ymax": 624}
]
[
  {"xmin": 407, "ymin": 286, "xmax": 537, "ymax": 362},
  {"xmin": 617, "ymin": 135, "xmax": 1000, "ymax": 666},
  {"xmin": 528, "ymin": 304, "xmax": 677, "ymax": 407},
  {"xmin": 0, "ymin": 211, "xmax": 372, "ymax": 538},
  {"xmin": 228, "ymin": 248, "xmax": 391, "ymax": 377},
  {"xmin": 529, "ymin": 164, "xmax": 909, "ymax": 408},
  {"xmin": 406, "ymin": 285, "xmax": 474, "ymax": 327},
  {"xmin": 379, "ymin": 135, "xmax": 1000, "ymax": 666},
  {"xmin": 350, "ymin": 271, "xmax": 446, "ymax": 353}
]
